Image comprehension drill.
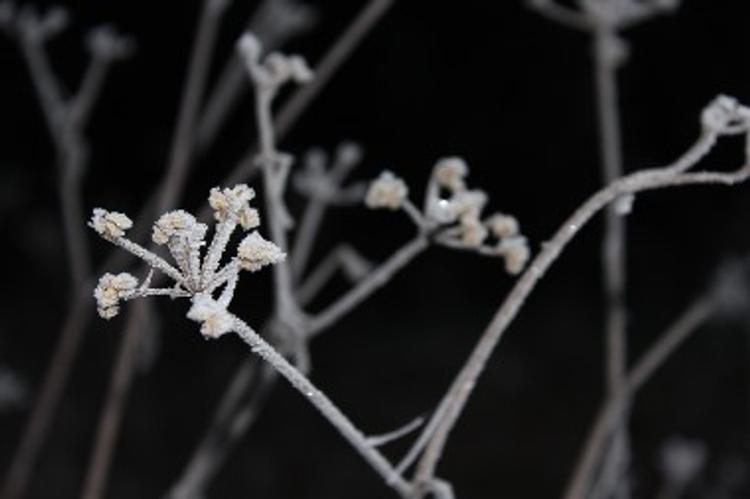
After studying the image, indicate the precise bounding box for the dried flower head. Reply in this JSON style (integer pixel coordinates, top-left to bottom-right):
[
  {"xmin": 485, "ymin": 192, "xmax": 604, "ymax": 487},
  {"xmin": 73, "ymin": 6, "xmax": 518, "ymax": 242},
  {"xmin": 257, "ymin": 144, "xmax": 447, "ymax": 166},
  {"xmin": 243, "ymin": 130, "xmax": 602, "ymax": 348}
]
[
  {"xmin": 237, "ymin": 31, "xmax": 313, "ymax": 89},
  {"xmin": 94, "ymin": 272, "xmax": 138, "ymax": 319},
  {"xmin": 237, "ymin": 231, "xmax": 286, "ymax": 271},
  {"xmin": 365, "ymin": 171, "xmax": 408, "ymax": 210},
  {"xmin": 90, "ymin": 208, "xmax": 133, "ymax": 239}
]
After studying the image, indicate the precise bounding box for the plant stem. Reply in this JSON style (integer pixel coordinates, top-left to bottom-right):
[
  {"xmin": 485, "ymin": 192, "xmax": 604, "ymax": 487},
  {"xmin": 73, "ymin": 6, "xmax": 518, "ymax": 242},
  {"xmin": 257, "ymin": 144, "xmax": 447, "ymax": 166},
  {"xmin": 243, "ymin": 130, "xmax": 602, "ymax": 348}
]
[{"xmin": 409, "ymin": 136, "xmax": 746, "ymax": 495}]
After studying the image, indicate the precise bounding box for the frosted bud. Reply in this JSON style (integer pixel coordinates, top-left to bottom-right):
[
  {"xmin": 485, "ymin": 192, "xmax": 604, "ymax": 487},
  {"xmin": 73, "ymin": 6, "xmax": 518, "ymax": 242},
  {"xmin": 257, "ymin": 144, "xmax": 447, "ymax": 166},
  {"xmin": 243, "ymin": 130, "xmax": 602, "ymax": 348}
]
[
  {"xmin": 460, "ymin": 219, "xmax": 488, "ymax": 248},
  {"xmin": 434, "ymin": 157, "xmax": 468, "ymax": 192},
  {"xmin": 426, "ymin": 198, "xmax": 458, "ymax": 224},
  {"xmin": 187, "ymin": 295, "xmax": 233, "ymax": 339},
  {"xmin": 365, "ymin": 171, "xmax": 409, "ymax": 210},
  {"xmin": 237, "ymin": 231, "xmax": 286, "ymax": 272},
  {"xmin": 237, "ymin": 32, "xmax": 262, "ymax": 65},
  {"xmin": 336, "ymin": 142, "xmax": 363, "ymax": 167},
  {"xmin": 287, "ymin": 55, "xmax": 313, "ymax": 82},
  {"xmin": 452, "ymin": 189, "xmax": 487, "ymax": 222},
  {"xmin": 90, "ymin": 208, "xmax": 133, "ymax": 239},
  {"xmin": 659, "ymin": 437, "xmax": 706, "ymax": 487},
  {"xmin": 152, "ymin": 210, "xmax": 198, "ymax": 245},
  {"xmin": 485, "ymin": 213, "xmax": 519, "ymax": 238},
  {"xmin": 701, "ymin": 95, "xmax": 750, "ymax": 134},
  {"xmin": 208, "ymin": 184, "xmax": 257, "ymax": 227},
  {"xmin": 498, "ymin": 236, "xmax": 530, "ymax": 275},
  {"xmin": 94, "ymin": 272, "xmax": 137, "ymax": 319},
  {"xmin": 86, "ymin": 25, "xmax": 134, "ymax": 60}
]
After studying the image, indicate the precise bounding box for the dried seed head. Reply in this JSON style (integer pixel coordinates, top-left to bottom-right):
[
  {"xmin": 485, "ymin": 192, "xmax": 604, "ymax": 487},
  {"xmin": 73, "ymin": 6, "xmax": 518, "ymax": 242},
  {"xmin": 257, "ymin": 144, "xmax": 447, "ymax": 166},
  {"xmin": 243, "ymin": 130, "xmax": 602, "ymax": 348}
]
[
  {"xmin": 452, "ymin": 189, "xmax": 488, "ymax": 222},
  {"xmin": 365, "ymin": 171, "xmax": 408, "ymax": 210},
  {"xmin": 460, "ymin": 219, "xmax": 489, "ymax": 248},
  {"xmin": 90, "ymin": 208, "xmax": 133, "ymax": 239},
  {"xmin": 94, "ymin": 272, "xmax": 137, "ymax": 319},
  {"xmin": 237, "ymin": 231, "xmax": 286, "ymax": 272},
  {"xmin": 187, "ymin": 295, "xmax": 233, "ymax": 339}
]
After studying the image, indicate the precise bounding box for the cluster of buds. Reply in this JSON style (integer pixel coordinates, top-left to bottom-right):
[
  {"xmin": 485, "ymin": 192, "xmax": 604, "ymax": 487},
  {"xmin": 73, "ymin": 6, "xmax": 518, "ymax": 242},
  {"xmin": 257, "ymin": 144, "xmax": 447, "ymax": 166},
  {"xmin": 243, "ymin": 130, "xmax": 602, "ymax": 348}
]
[
  {"xmin": 700, "ymin": 95, "xmax": 750, "ymax": 136},
  {"xmin": 365, "ymin": 157, "xmax": 530, "ymax": 275},
  {"xmin": 236, "ymin": 31, "xmax": 312, "ymax": 90},
  {"xmin": 90, "ymin": 184, "xmax": 285, "ymax": 338}
]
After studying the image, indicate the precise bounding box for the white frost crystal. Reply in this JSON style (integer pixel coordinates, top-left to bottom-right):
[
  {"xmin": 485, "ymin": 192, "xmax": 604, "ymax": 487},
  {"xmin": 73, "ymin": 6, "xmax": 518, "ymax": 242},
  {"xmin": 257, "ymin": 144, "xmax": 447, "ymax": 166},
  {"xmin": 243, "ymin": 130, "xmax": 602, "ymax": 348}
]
[
  {"xmin": 365, "ymin": 171, "xmax": 408, "ymax": 210},
  {"xmin": 90, "ymin": 208, "xmax": 132, "ymax": 239},
  {"xmin": 94, "ymin": 272, "xmax": 138, "ymax": 319},
  {"xmin": 237, "ymin": 231, "xmax": 286, "ymax": 271},
  {"xmin": 187, "ymin": 295, "xmax": 234, "ymax": 339}
]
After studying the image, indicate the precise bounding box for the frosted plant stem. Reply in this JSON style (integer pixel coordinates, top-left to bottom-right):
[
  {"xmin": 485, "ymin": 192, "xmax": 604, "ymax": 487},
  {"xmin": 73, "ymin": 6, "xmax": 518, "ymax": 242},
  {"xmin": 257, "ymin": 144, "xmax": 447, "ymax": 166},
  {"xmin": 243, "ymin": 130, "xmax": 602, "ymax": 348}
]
[
  {"xmin": 562, "ymin": 297, "xmax": 714, "ymax": 499},
  {"xmin": 229, "ymin": 315, "xmax": 411, "ymax": 497},
  {"xmin": 224, "ymin": 0, "xmax": 395, "ymax": 187},
  {"xmin": 81, "ymin": 2, "xmax": 230, "ymax": 498},
  {"xmin": 296, "ymin": 244, "xmax": 369, "ymax": 305},
  {"xmin": 593, "ymin": 26, "xmax": 630, "ymax": 499},
  {"xmin": 165, "ymin": 237, "xmax": 425, "ymax": 496},
  {"xmin": 307, "ymin": 236, "xmax": 429, "ymax": 337},
  {"xmin": 409, "ymin": 147, "xmax": 750, "ymax": 496},
  {"xmin": 1, "ymin": 28, "xmax": 118, "ymax": 499}
]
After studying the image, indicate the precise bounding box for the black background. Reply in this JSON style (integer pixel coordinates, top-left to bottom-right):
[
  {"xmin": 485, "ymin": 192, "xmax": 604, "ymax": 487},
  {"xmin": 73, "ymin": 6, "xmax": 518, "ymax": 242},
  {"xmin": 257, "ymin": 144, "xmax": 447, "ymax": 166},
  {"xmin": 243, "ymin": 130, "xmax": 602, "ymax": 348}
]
[{"xmin": 3, "ymin": 1, "xmax": 750, "ymax": 498}]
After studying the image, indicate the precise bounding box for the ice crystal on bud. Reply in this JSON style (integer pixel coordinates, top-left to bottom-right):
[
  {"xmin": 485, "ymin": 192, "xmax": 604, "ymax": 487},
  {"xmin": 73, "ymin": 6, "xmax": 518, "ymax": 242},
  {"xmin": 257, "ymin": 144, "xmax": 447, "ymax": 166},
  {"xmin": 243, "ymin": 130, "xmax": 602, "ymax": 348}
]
[
  {"xmin": 90, "ymin": 208, "xmax": 133, "ymax": 239},
  {"xmin": 94, "ymin": 272, "xmax": 138, "ymax": 319},
  {"xmin": 91, "ymin": 184, "xmax": 281, "ymax": 339},
  {"xmin": 365, "ymin": 171, "xmax": 408, "ymax": 210},
  {"xmin": 187, "ymin": 295, "xmax": 234, "ymax": 339},
  {"xmin": 238, "ymin": 231, "xmax": 286, "ymax": 271}
]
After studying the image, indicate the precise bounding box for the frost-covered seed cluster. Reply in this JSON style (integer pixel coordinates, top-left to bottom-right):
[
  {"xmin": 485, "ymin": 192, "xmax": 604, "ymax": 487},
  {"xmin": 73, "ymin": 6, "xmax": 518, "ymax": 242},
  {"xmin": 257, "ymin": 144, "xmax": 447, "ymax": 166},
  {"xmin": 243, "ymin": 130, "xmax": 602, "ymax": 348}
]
[
  {"xmin": 236, "ymin": 31, "xmax": 312, "ymax": 89},
  {"xmin": 365, "ymin": 171, "xmax": 409, "ymax": 210},
  {"xmin": 90, "ymin": 184, "xmax": 283, "ymax": 339},
  {"xmin": 366, "ymin": 157, "xmax": 531, "ymax": 275}
]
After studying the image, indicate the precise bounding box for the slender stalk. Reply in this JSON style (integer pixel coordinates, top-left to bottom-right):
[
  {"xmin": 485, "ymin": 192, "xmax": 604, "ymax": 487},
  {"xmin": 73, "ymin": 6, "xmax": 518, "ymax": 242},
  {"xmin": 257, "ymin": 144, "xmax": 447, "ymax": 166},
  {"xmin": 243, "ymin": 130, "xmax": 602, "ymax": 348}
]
[
  {"xmin": 562, "ymin": 298, "xmax": 714, "ymax": 499},
  {"xmin": 223, "ymin": 0, "xmax": 395, "ymax": 187},
  {"xmin": 307, "ymin": 236, "xmax": 429, "ymax": 336},
  {"xmin": 409, "ymin": 142, "xmax": 749, "ymax": 495},
  {"xmin": 229, "ymin": 315, "xmax": 411, "ymax": 497},
  {"xmin": 593, "ymin": 26, "xmax": 630, "ymax": 499},
  {"xmin": 81, "ymin": 2, "xmax": 229, "ymax": 497}
]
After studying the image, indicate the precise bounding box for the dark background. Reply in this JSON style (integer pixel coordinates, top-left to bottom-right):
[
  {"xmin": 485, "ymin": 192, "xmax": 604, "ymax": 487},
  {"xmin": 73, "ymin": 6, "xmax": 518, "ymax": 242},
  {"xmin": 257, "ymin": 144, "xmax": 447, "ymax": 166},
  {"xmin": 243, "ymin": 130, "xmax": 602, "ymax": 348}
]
[{"xmin": 3, "ymin": 1, "xmax": 750, "ymax": 497}]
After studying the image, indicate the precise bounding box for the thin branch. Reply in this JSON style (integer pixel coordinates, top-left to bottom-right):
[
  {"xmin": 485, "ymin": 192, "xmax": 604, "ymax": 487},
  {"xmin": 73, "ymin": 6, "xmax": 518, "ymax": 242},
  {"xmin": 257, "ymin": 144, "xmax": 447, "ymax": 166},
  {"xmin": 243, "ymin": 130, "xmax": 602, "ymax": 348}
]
[
  {"xmin": 296, "ymin": 244, "xmax": 371, "ymax": 305},
  {"xmin": 81, "ymin": 2, "xmax": 229, "ymax": 498},
  {"xmin": 223, "ymin": 0, "xmax": 395, "ymax": 187},
  {"xmin": 562, "ymin": 297, "xmax": 714, "ymax": 499},
  {"xmin": 307, "ymin": 236, "xmax": 429, "ymax": 337},
  {"xmin": 409, "ymin": 139, "xmax": 750, "ymax": 495},
  {"xmin": 229, "ymin": 314, "xmax": 411, "ymax": 497}
]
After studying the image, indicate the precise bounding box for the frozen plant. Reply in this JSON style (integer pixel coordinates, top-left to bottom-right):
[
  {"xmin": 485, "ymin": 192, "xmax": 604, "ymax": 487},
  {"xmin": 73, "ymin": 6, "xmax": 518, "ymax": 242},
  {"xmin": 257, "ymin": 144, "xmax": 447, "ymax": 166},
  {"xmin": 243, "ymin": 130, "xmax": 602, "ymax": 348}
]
[
  {"xmin": 90, "ymin": 184, "xmax": 283, "ymax": 336},
  {"xmin": 365, "ymin": 157, "xmax": 531, "ymax": 275}
]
